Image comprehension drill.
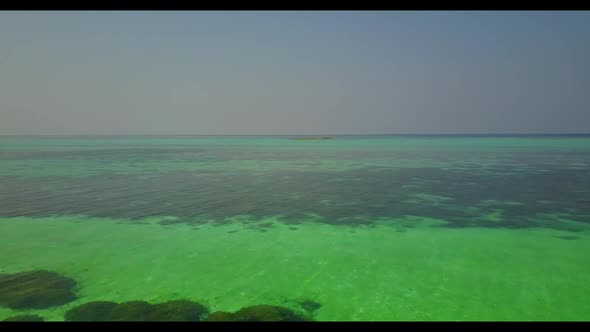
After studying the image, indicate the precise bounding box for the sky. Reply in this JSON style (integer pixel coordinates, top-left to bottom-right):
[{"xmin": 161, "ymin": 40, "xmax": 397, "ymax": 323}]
[{"xmin": 0, "ymin": 11, "xmax": 589, "ymax": 135}]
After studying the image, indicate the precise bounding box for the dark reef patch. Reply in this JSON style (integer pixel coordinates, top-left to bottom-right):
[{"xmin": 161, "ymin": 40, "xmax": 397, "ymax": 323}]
[
  {"xmin": 554, "ymin": 235, "xmax": 581, "ymax": 241},
  {"xmin": 64, "ymin": 301, "xmax": 118, "ymax": 321},
  {"xmin": 203, "ymin": 311, "xmax": 234, "ymax": 321},
  {"xmin": 147, "ymin": 300, "xmax": 209, "ymax": 321},
  {"xmin": 64, "ymin": 299, "xmax": 209, "ymax": 321},
  {"xmin": 245, "ymin": 221, "xmax": 275, "ymax": 232},
  {"xmin": 158, "ymin": 219, "xmax": 184, "ymax": 226},
  {"xmin": 102, "ymin": 301, "xmax": 154, "ymax": 321},
  {"xmin": 2, "ymin": 314, "xmax": 44, "ymax": 322},
  {"xmin": 2, "ymin": 157, "xmax": 590, "ymax": 232},
  {"xmin": 0, "ymin": 270, "xmax": 77, "ymax": 309},
  {"xmin": 255, "ymin": 222, "xmax": 275, "ymax": 229},
  {"xmin": 204, "ymin": 305, "xmax": 309, "ymax": 321},
  {"xmin": 298, "ymin": 299, "xmax": 321, "ymax": 313},
  {"xmin": 283, "ymin": 220, "xmax": 302, "ymax": 225}
]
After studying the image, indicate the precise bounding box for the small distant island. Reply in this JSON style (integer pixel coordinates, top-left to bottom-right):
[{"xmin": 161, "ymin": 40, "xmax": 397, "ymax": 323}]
[{"xmin": 290, "ymin": 137, "xmax": 334, "ymax": 141}]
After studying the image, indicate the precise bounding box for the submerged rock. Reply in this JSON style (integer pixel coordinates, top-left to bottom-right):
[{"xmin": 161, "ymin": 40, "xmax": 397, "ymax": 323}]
[
  {"xmin": 554, "ymin": 235, "xmax": 581, "ymax": 240},
  {"xmin": 202, "ymin": 311, "xmax": 234, "ymax": 321},
  {"xmin": 232, "ymin": 305, "xmax": 308, "ymax": 321},
  {"xmin": 147, "ymin": 300, "xmax": 209, "ymax": 321},
  {"xmin": 105, "ymin": 301, "xmax": 154, "ymax": 321},
  {"xmin": 64, "ymin": 301, "xmax": 118, "ymax": 321},
  {"xmin": 298, "ymin": 299, "xmax": 321, "ymax": 313},
  {"xmin": 0, "ymin": 270, "xmax": 77, "ymax": 309},
  {"xmin": 204, "ymin": 305, "xmax": 309, "ymax": 321},
  {"xmin": 2, "ymin": 314, "xmax": 44, "ymax": 322},
  {"xmin": 64, "ymin": 299, "xmax": 209, "ymax": 321}
]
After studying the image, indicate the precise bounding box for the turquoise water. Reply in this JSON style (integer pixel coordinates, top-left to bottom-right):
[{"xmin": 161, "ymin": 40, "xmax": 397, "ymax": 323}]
[{"xmin": 1, "ymin": 135, "xmax": 590, "ymax": 321}]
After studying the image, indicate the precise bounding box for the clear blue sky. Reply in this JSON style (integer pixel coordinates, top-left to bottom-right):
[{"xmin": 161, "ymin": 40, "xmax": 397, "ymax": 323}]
[{"xmin": 1, "ymin": 11, "xmax": 589, "ymax": 135}]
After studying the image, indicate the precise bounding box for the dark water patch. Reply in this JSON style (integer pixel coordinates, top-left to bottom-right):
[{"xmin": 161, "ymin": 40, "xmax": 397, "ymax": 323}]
[
  {"xmin": 1, "ymin": 158, "xmax": 590, "ymax": 232},
  {"xmin": 183, "ymin": 218, "xmax": 211, "ymax": 226},
  {"xmin": 2, "ymin": 314, "xmax": 44, "ymax": 322},
  {"xmin": 158, "ymin": 219, "xmax": 184, "ymax": 226},
  {"xmin": 211, "ymin": 218, "xmax": 232, "ymax": 226},
  {"xmin": 64, "ymin": 300, "xmax": 208, "ymax": 321},
  {"xmin": 0, "ymin": 147, "xmax": 225, "ymax": 162},
  {"xmin": 283, "ymin": 219, "xmax": 302, "ymax": 225},
  {"xmin": 0, "ymin": 270, "xmax": 77, "ymax": 309},
  {"xmin": 255, "ymin": 221, "xmax": 274, "ymax": 229}
]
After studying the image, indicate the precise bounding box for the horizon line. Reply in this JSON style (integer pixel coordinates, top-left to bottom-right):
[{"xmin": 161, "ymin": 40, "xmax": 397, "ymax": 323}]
[{"xmin": 1, "ymin": 133, "xmax": 590, "ymax": 137}]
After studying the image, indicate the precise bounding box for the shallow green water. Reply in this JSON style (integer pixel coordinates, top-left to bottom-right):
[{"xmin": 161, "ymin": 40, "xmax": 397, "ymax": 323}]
[{"xmin": 1, "ymin": 135, "xmax": 590, "ymax": 321}]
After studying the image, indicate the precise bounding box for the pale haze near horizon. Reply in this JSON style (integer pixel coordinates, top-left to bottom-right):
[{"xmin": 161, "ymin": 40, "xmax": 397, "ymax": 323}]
[{"xmin": 0, "ymin": 11, "xmax": 589, "ymax": 135}]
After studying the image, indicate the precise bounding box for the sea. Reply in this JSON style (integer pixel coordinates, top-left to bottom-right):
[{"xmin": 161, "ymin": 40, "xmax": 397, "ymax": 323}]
[{"xmin": 1, "ymin": 134, "xmax": 589, "ymax": 321}]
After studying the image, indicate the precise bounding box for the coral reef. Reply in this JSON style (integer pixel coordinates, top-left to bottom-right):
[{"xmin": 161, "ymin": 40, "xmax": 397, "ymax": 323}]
[
  {"xmin": 147, "ymin": 300, "xmax": 209, "ymax": 321},
  {"xmin": 64, "ymin": 301, "xmax": 118, "ymax": 321},
  {"xmin": 64, "ymin": 299, "xmax": 209, "ymax": 321},
  {"xmin": 298, "ymin": 299, "xmax": 321, "ymax": 313},
  {"xmin": 202, "ymin": 311, "xmax": 234, "ymax": 321},
  {"xmin": 554, "ymin": 235, "xmax": 581, "ymax": 240},
  {"xmin": 0, "ymin": 270, "xmax": 77, "ymax": 309},
  {"xmin": 2, "ymin": 314, "xmax": 44, "ymax": 322},
  {"xmin": 108, "ymin": 301, "xmax": 153, "ymax": 321},
  {"xmin": 204, "ymin": 305, "xmax": 308, "ymax": 321}
]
